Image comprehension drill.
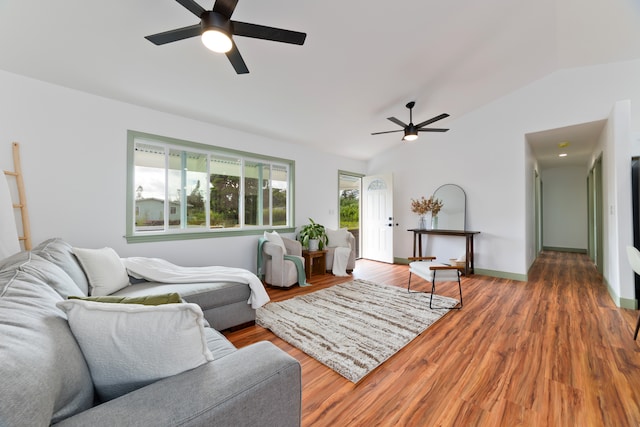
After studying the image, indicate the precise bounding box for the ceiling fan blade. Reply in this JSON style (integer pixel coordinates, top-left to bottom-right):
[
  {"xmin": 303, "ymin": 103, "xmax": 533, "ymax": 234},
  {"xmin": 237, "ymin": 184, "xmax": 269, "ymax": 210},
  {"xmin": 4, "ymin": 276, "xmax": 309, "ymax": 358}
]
[
  {"xmin": 415, "ymin": 113, "xmax": 450, "ymax": 129},
  {"xmin": 145, "ymin": 24, "xmax": 202, "ymax": 45},
  {"xmin": 176, "ymin": 0, "xmax": 206, "ymax": 17},
  {"xmin": 386, "ymin": 117, "xmax": 407, "ymax": 128},
  {"xmin": 213, "ymin": 0, "xmax": 239, "ymax": 18},
  {"xmin": 225, "ymin": 42, "xmax": 249, "ymax": 74},
  {"xmin": 232, "ymin": 21, "xmax": 306, "ymax": 45},
  {"xmin": 371, "ymin": 130, "xmax": 404, "ymax": 135},
  {"xmin": 417, "ymin": 128, "xmax": 449, "ymax": 132}
]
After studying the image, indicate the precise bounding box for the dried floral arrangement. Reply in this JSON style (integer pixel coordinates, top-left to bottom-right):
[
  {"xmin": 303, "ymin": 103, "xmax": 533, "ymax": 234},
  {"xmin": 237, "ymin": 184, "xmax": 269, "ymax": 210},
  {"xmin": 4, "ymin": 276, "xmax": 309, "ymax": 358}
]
[
  {"xmin": 431, "ymin": 197, "xmax": 444, "ymax": 217},
  {"xmin": 410, "ymin": 195, "xmax": 444, "ymax": 216}
]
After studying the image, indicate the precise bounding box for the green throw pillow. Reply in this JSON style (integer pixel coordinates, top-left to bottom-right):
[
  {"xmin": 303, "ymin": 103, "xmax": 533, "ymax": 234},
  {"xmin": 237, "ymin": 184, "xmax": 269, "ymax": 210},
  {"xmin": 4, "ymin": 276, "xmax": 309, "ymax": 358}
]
[{"xmin": 68, "ymin": 293, "xmax": 182, "ymax": 305}]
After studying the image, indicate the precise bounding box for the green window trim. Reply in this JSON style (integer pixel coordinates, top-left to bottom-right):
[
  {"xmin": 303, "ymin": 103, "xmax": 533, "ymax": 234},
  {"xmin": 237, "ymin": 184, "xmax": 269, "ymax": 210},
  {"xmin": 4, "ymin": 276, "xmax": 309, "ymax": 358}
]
[{"xmin": 126, "ymin": 130, "xmax": 296, "ymax": 243}]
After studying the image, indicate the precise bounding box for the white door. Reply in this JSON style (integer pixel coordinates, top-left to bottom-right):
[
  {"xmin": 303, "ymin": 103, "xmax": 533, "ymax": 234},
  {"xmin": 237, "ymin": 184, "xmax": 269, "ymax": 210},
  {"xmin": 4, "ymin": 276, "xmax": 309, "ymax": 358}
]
[{"xmin": 362, "ymin": 174, "xmax": 394, "ymax": 263}]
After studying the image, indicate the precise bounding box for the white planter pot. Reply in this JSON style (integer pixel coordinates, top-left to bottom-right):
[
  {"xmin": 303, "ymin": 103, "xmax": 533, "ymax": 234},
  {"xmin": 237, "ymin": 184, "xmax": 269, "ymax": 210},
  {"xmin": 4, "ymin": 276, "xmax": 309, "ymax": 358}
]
[{"xmin": 308, "ymin": 239, "xmax": 319, "ymax": 251}]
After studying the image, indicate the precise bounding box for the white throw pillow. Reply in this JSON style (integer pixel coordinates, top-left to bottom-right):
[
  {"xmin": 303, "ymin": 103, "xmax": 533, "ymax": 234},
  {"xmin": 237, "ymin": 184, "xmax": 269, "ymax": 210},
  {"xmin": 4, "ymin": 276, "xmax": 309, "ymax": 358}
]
[
  {"xmin": 264, "ymin": 231, "xmax": 287, "ymax": 254},
  {"xmin": 56, "ymin": 299, "xmax": 214, "ymax": 402},
  {"xmin": 325, "ymin": 228, "xmax": 350, "ymax": 248},
  {"xmin": 72, "ymin": 247, "xmax": 130, "ymax": 296}
]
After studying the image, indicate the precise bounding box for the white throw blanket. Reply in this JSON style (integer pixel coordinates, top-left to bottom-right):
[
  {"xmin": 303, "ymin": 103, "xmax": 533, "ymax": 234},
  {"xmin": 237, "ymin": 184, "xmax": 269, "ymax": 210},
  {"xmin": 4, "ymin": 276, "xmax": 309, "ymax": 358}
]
[
  {"xmin": 121, "ymin": 257, "xmax": 270, "ymax": 309},
  {"xmin": 332, "ymin": 246, "xmax": 351, "ymax": 277}
]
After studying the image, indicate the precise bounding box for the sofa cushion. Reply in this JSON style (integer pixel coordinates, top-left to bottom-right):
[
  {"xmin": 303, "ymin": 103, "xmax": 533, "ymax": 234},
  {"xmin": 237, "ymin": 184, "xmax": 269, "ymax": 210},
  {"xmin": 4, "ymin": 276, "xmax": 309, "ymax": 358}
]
[
  {"xmin": 1, "ymin": 252, "xmax": 85, "ymax": 298},
  {"xmin": 204, "ymin": 327, "xmax": 237, "ymax": 359},
  {"xmin": 57, "ymin": 299, "xmax": 214, "ymax": 402},
  {"xmin": 32, "ymin": 238, "xmax": 90, "ymax": 296},
  {"xmin": 111, "ymin": 281, "xmax": 251, "ymax": 308},
  {"xmin": 109, "ymin": 281, "xmax": 254, "ymax": 331},
  {"xmin": 72, "ymin": 247, "xmax": 130, "ymax": 296},
  {"xmin": 69, "ymin": 292, "xmax": 182, "ymax": 305},
  {"xmin": 0, "ymin": 249, "xmax": 30, "ymax": 270},
  {"xmin": 0, "ymin": 270, "xmax": 94, "ymax": 426}
]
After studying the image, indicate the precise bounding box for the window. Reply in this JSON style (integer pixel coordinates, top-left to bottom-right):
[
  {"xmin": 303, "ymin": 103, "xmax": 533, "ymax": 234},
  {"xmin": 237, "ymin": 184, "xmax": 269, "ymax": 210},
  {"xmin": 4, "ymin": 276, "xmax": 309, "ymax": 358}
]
[{"xmin": 126, "ymin": 130, "xmax": 295, "ymax": 242}]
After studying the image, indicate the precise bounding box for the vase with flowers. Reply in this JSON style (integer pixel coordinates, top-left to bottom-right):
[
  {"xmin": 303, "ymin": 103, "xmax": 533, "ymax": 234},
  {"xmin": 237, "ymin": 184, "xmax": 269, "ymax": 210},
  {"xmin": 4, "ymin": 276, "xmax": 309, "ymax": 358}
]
[
  {"xmin": 411, "ymin": 196, "xmax": 431, "ymax": 229},
  {"xmin": 410, "ymin": 195, "xmax": 444, "ymax": 230},
  {"xmin": 430, "ymin": 197, "xmax": 444, "ymax": 229}
]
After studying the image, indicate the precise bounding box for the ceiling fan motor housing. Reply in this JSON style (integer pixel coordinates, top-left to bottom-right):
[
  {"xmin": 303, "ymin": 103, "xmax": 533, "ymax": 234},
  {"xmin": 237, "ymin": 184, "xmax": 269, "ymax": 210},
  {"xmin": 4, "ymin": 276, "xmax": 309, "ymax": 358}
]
[{"xmin": 201, "ymin": 11, "xmax": 232, "ymax": 36}]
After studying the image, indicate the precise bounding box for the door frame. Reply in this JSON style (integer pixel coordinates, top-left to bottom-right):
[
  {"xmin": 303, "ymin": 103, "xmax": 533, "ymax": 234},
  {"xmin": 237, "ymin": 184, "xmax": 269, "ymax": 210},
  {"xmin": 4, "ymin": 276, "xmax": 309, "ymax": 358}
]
[
  {"xmin": 338, "ymin": 170, "xmax": 363, "ymax": 259},
  {"xmin": 361, "ymin": 173, "xmax": 394, "ymax": 263}
]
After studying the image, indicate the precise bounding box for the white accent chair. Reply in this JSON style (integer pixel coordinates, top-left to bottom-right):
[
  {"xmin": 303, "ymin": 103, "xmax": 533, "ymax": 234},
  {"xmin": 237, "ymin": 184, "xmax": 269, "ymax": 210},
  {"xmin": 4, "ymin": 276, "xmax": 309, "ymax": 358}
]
[
  {"xmin": 262, "ymin": 236, "xmax": 304, "ymax": 288},
  {"xmin": 407, "ymin": 256, "xmax": 463, "ymax": 309},
  {"xmin": 324, "ymin": 229, "xmax": 356, "ymax": 273}
]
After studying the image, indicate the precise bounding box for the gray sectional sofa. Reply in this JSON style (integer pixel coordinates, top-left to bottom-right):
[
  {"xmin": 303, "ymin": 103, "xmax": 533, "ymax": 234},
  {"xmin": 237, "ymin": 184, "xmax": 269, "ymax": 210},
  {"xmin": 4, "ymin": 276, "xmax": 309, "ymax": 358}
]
[{"xmin": 0, "ymin": 238, "xmax": 301, "ymax": 427}]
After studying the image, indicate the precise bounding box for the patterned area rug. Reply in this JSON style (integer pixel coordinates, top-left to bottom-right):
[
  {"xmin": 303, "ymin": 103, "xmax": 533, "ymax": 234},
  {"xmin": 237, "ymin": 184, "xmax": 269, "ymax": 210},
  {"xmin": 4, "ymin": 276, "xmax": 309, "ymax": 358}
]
[{"xmin": 256, "ymin": 279, "xmax": 458, "ymax": 383}]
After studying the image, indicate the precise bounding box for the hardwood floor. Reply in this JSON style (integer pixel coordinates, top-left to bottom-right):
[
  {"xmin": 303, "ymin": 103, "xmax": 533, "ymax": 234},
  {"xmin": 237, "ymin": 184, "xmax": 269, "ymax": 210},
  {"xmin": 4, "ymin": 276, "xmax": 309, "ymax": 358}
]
[{"xmin": 225, "ymin": 251, "xmax": 640, "ymax": 426}]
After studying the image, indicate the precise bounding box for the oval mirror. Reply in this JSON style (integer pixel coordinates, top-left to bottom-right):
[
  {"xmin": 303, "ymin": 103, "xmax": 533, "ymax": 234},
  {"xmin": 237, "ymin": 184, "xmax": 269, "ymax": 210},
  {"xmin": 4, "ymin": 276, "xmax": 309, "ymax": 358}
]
[{"xmin": 432, "ymin": 184, "xmax": 466, "ymax": 230}]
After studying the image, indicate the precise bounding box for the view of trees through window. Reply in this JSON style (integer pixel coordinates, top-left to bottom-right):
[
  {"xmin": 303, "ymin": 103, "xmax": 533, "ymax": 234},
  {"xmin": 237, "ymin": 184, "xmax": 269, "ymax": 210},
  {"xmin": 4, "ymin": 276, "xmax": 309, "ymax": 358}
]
[
  {"xmin": 338, "ymin": 172, "xmax": 361, "ymax": 258},
  {"xmin": 340, "ymin": 188, "xmax": 359, "ymax": 229},
  {"xmin": 131, "ymin": 132, "xmax": 292, "ymax": 236}
]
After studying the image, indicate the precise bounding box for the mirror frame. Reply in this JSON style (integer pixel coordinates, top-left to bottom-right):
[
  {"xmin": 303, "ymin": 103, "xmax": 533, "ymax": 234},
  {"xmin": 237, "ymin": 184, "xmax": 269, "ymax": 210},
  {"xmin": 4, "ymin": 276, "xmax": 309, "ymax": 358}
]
[{"xmin": 432, "ymin": 183, "xmax": 467, "ymax": 231}]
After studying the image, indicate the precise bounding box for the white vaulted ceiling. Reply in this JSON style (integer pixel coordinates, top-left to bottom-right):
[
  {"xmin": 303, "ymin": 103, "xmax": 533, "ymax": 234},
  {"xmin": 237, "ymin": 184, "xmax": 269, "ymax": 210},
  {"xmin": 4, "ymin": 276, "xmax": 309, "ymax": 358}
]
[{"xmin": 0, "ymin": 0, "xmax": 639, "ymax": 161}]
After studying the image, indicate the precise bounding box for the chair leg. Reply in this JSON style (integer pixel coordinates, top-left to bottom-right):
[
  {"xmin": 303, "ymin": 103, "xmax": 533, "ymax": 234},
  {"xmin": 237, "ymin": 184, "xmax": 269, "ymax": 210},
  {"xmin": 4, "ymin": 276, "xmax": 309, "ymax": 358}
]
[
  {"xmin": 407, "ymin": 271, "xmax": 423, "ymax": 294},
  {"xmin": 634, "ymin": 313, "xmax": 640, "ymax": 340},
  {"xmin": 428, "ymin": 270, "xmax": 463, "ymax": 310},
  {"xmin": 429, "ymin": 277, "xmax": 437, "ymax": 309},
  {"xmin": 456, "ymin": 271, "xmax": 463, "ymax": 308}
]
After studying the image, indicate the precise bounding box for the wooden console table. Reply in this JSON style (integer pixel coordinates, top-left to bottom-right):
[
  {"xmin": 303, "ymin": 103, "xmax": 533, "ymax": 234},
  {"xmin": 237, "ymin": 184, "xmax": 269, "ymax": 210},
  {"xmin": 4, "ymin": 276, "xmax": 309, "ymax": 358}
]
[
  {"xmin": 302, "ymin": 250, "xmax": 327, "ymax": 281},
  {"xmin": 407, "ymin": 229, "xmax": 480, "ymax": 275}
]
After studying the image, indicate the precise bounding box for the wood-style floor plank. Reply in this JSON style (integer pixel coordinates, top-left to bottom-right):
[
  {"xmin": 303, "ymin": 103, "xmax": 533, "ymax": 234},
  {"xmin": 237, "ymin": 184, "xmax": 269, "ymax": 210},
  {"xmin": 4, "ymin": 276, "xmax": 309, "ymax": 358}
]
[{"xmin": 225, "ymin": 251, "xmax": 640, "ymax": 426}]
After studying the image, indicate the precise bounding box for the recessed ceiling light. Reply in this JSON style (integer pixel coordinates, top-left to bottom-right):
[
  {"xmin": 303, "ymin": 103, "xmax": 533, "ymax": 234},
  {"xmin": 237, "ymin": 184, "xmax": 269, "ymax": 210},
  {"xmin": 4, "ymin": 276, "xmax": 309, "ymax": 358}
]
[{"xmin": 559, "ymin": 153, "xmax": 568, "ymax": 157}]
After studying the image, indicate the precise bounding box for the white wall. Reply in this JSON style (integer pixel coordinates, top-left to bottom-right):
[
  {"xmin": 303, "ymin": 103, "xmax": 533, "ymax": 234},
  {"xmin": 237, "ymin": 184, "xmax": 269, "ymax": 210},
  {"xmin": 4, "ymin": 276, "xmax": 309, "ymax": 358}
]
[
  {"xmin": 0, "ymin": 69, "xmax": 366, "ymax": 271},
  {"xmin": 2, "ymin": 58, "xmax": 640, "ymax": 302},
  {"xmin": 540, "ymin": 166, "xmax": 588, "ymax": 250},
  {"xmin": 369, "ymin": 59, "xmax": 640, "ymax": 285},
  {"xmin": 603, "ymin": 100, "xmax": 634, "ymax": 305}
]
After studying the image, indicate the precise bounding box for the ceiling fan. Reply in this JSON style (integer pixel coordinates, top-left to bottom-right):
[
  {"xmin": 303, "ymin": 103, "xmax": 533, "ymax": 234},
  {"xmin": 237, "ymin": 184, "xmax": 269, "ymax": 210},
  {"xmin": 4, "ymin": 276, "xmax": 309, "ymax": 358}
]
[
  {"xmin": 371, "ymin": 102, "xmax": 449, "ymax": 141},
  {"xmin": 145, "ymin": 0, "xmax": 307, "ymax": 74}
]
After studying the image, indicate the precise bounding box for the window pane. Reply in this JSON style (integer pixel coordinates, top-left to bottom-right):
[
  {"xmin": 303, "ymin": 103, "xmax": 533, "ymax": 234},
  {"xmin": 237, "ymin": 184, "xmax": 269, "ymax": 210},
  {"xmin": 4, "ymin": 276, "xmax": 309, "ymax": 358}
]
[
  {"xmin": 185, "ymin": 152, "xmax": 208, "ymax": 229},
  {"xmin": 167, "ymin": 149, "xmax": 208, "ymax": 230},
  {"xmin": 209, "ymin": 156, "xmax": 241, "ymax": 228},
  {"xmin": 128, "ymin": 130, "xmax": 294, "ymax": 240},
  {"xmin": 244, "ymin": 161, "xmax": 268, "ymax": 226},
  {"xmin": 272, "ymin": 164, "xmax": 288, "ymax": 226},
  {"xmin": 134, "ymin": 142, "xmax": 166, "ymax": 232}
]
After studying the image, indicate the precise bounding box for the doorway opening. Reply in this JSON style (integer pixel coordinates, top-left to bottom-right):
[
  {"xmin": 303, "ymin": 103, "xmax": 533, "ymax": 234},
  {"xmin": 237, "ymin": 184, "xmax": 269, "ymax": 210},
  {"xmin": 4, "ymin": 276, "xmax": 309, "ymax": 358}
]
[{"xmin": 338, "ymin": 172, "xmax": 362, "ymax": 258}]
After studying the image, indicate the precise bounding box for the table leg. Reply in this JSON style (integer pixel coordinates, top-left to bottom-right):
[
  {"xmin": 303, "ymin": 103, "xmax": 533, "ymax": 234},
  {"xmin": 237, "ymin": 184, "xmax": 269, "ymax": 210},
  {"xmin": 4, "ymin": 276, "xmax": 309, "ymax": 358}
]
[
  {"xmin": 469, "ymin": 235, "xmax": 475, "ymax": 274},
  {"xmin": 304, "ymin": 256, "xmax": 311, "ymax": 280},
  {"xmin": 462, "ymin": 235, "xmax": 475, "ymax": 275}
]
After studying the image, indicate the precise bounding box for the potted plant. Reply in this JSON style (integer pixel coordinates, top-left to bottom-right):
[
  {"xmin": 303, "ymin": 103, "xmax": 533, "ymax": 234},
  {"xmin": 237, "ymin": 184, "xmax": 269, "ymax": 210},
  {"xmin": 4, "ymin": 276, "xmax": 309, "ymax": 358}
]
[{"xmin": 298, "ymin": 218, "xmax": 328, "ymax": 251}]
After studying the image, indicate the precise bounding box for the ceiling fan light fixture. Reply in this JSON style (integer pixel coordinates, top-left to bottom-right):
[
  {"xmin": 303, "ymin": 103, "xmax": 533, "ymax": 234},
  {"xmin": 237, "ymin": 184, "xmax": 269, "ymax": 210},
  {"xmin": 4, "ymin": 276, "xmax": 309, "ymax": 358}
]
[
  {"xmin": 201, "ymin": 12, "xmax": 233, "ymax": 53},
  {"xmin": 201, "ymin": 29, "xmax": 232, "ymax": 53},
  {"xmin": 403, "ymin": 125, "xmax": 418, "ymax": 142},
  {"xmin": 403, "ymin": 133, "xmax": 418, "ymax": 142}
]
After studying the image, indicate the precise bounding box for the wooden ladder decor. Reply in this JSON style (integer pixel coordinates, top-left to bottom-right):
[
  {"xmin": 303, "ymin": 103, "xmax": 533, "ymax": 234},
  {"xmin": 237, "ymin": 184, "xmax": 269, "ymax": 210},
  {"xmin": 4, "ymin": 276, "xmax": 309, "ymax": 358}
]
[{"xmin": 3, "ymin": 142, "xmax": 32, "ymax": 250}]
